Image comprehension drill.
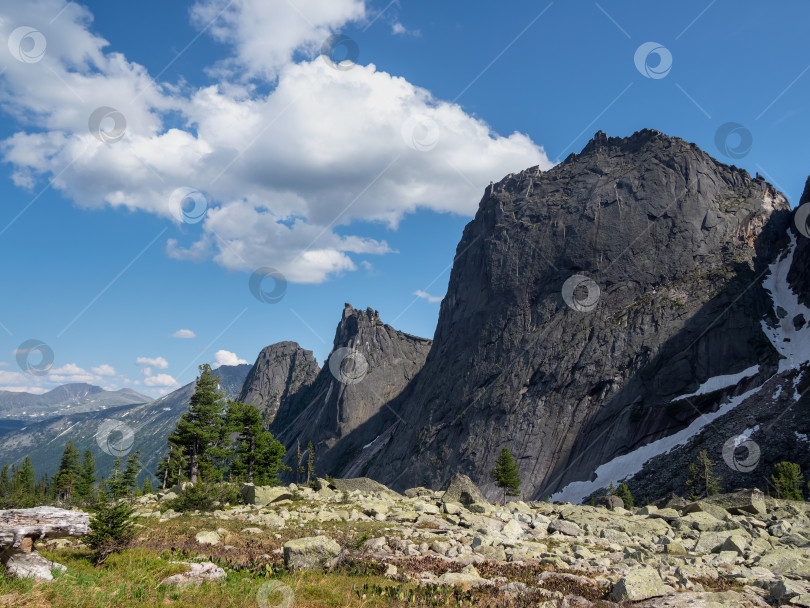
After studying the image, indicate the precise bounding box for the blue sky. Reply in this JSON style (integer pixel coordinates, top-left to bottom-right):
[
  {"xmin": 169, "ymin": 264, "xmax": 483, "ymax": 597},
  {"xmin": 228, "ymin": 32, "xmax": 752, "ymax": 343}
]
[{"xmin": 0, "ymin": 0, "xmax": 807, "ymax": 398}]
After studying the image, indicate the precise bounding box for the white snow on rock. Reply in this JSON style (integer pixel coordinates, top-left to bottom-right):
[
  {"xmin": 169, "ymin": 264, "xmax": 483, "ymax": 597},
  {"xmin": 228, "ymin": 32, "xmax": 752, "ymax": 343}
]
[
  {"xmin": 551, "ymin": 235, "xmax": 809, "ymax": 505},
  {"xmin": 761, "ymin": 233, "xmax": 810, "ymax": 372},
  {"xmin": 551, "ymin": 384, "xmax": 763, "ymax": 504},
  {"xmin": 795, "ymin": 431, "xmax": 809, "ymax": 443},
  {"xmin": 669, "ymin": 365, "xmax": 759, "ymax": 402}
]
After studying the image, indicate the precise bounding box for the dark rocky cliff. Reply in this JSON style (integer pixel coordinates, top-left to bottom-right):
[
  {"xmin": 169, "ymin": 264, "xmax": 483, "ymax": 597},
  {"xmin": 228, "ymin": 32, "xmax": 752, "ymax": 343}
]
[
  {"xmin": 351, "ymin": 129, "xmax": 795, "ymax": 500},
  {"xmin": 269, "ymin": 304, "xmax": 432, "ymax": 476},
  {"xmin": 237, "ymin": 341, "xmax": 320, "ymax": 425}
]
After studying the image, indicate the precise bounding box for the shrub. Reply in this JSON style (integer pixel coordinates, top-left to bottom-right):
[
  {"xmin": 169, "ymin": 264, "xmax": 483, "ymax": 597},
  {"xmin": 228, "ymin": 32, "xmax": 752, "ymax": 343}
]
[
  {"xmin": 165, "ymin": 482, "xmax": 242, "ymax": 512},
  {"xmin": 84, "ymin": 499, "xmax": 136, "ymax": 565},
  {"xmin": 771, "ymin": 461, "xmax": 804, "ymax": 500}
]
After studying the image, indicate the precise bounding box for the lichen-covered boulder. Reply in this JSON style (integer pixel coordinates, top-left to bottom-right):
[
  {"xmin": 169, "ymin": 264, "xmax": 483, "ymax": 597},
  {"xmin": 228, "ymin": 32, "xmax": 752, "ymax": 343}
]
[{"xmin": 283, "ymin": 535, "xmax": 342, "ymax": 570}]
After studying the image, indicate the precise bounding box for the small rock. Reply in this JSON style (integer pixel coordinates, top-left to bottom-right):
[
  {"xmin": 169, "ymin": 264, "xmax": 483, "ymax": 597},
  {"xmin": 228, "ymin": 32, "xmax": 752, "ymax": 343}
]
[
  {"xmin": 194, "ymin": 531, "xmax": 220, "ymax": 546},
  {"xmin": 161, "ymin": 562, "xmax": 226, "ymax": 587}
]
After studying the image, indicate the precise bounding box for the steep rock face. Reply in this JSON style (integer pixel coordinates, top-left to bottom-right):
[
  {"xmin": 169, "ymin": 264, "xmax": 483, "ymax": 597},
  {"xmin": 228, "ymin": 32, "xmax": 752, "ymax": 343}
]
[
  {"xmin": 237, "ymin": 341, "xmax": 320, "ymax": 424},
  {"xmin": 270, "ymin": 304, "xmax": 431, "ymax": 476},
  {"xmin": 787, "ymin": 176, "xmax": 810, "ymax": 307},
  {"xmin": 358, "ymin": 129, "xmax": 792, "ymax": 500}
]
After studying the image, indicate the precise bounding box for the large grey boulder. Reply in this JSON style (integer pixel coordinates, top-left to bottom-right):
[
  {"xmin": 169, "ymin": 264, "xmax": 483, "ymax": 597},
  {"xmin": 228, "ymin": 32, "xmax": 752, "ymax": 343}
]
[
  {"xmin": 440, "ymin": 473, "xmax": 488, "ymax": 506},
  {"xmin": 241, "ymin": 484, "xmax": 293, "ymax": 505},
  {"xmin": 330, "ymin": 477, "xmax": 399, "ymax": 497},
  {"xmin": 283, "ymin": 536, "xmax": 342, "ymax": 570},
  {"xmin": 161, "ymin": 562, "xmax": 226, "ymax": 586},
  {"xmin": 611, "ymin": 567, "xmax": 674, "ymax": 601}
]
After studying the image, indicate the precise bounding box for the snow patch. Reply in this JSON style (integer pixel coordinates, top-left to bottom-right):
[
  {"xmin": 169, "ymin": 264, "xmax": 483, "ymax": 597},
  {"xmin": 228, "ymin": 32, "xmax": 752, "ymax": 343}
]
[
  {"xmin": 551, "ymin": 384, "xmax": 762, "ymax": 504},
  {"xmin": 795, "ymin": 431, "xmax": 809, "ymax": 443},
  {"xmin": 363, "ymin": 435, "xmax": 381, "ymax": 450},
  {"xmin": 761, "ymin": 233, "xmax": 810, "ymax": 372},
  {"xmin": 734, "ymin": 425, "xmax": 759, "ymax": 447},
  {"xmin": 670, "ymin": 365, "xmax": 759, "ymax": 402}
]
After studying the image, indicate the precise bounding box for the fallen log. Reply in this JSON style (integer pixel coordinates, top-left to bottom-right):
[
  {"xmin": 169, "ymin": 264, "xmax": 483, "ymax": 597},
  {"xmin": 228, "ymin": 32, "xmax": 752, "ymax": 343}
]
[{"xmin": 0, "ymin": 506, "xmax": 90, "ymax": 581}]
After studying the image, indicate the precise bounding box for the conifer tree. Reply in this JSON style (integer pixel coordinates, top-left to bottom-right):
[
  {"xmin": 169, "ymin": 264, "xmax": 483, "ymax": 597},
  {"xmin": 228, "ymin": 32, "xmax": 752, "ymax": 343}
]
[
  {"xmin": 169, "ymin": 364, "xmax": 226, "ymax": 483},
  {"xmin": 121, "ymin": 451, "xmax": 142, "ymax": 496},
  {"xmin": 296, "ymin": 440, "xmax": 304, "ymax": 484},
  {"xmin": 492, "ymin": 447, "xmax": 521, "ymax": 505},
  {"xmin": 615, "ymin": 482, "xmax": 634, "ymax": 508},
  {"xmin": 771, "ymin": 461, "xmax": 804, "ymax": 500},
  {"xmin": 141, "ymin": 477, "xmax": 153, "ymax": 495},
  {"xmin": 306, "ymin": 441, "xmax": 316, "ymax": 485},
  {"xmin": 55, "ymin": 441, "xmax": 81, "ymax": 501},
  {"xmin": 157, "ymin": 440, "xmax": 186, "ymax": 489},
  {"xmin": 0, "ymin": 464, "xmax": 8, "ymax": 498},
  {"xmin": 686, "ymin": 450, "xmax": 722, "ymax": 499},
  {"xmin": 76, "ymin": 450, "xmax": 96, "ymax": 501},
  {"xmin": 253, "ymin": 431, "xmax": 288, "ymax": 486},
  {"xmin": 225, "ymin": 401, "xmax": 263, "ymax": 483}
]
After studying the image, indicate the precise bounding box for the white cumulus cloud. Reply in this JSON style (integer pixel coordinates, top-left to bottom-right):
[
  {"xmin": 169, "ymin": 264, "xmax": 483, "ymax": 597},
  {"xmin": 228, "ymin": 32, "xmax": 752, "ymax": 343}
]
[
  {"xmin": 0, "ymin": 0, "xmax": 552, "ymax": 284},
  {"xmin": 136, "ymin": 356, "xmax": 169, "ymax": 369},
  {"xmin": 213, "ymin": 350, "xmax": 248, "ymax": 367},
  {"xmin": 172, "ymin": 329, "xmax": 197, "ymax": 339},
  {"xmin": 143, "ymin": 373, "xmax": 179, "ymax": 387},
  {"xmin": 91, "ymin": 364, "xmax": 116, "ymax": 376},
  {"xmin": 414, "ymin": 290, "xmax": 443, "ymax": 303}
]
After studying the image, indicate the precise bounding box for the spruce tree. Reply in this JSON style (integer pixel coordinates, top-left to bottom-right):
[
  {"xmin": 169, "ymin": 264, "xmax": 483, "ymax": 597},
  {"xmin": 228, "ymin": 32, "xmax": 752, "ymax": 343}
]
[
  {"xmin": 296, "ymin": 440, "xmax": 304, "ymax": 484},
  {"xmin": 492, "ymin": 447, "xmax": 521, "ymax": 505},
  {"xmin": 615, "ymin": 482, "xmax": 634, "ymax": 508},
  {"xmin": 16, "ymin": 457, "xmax": 36, "ymax": 496},
  {"xmin": 225, "ymin": 401, "xmax": 263, "ymax": 483},
  {"xmin": 686, "ymin": 450, "xmax": 722, "ymax": 499},
  {"xmin": 85, "ymin": 498, "xmax": 136, "ymax": 565},
  {"xmin": 253, "ymin": 431, "xmax": 288, "ymax": 486},
  {"xmin": 76, "ymin": 450, "xmax": 96, "ymax": 501},
  {"xmin": 141, "ymin": 477, "xmax": 153, "ymax": 495},
  {"xmin": 0, "ymin": 464, "xmax": 8, "ymax": 499},
  {"xmin": 157, "ymin": 440, "xmax": 185, "ymax": 489},
  {"xmin": 55, "ymin": 441, "xmax": 81, "ymax": 501},
  {"xmin": 306, "ymin": 441, "xmax": 316, "ymax": 485},
  {"xmin": 170, "ymin": 364, "xmax": 226, "ymax": 483},
  {"xmin": 771, "ymin": 461, "xmax": 804, "ymax": 500},
  {"xmin": 121, "ymin": 451, "xmax": 142, "ymax": 496}
]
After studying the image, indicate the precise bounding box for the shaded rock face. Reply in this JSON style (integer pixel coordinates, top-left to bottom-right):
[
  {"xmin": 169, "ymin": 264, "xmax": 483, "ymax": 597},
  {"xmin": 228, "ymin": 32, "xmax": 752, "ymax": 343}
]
[
  {"xmin": 357, "ymin": 129, "xmax": 792, "ymax": 500},
  {"xmin": 237, "ymin": 341, "xmax": 320, "ymax": 424},
  {"xmin": 787, "ymin": 176, "xmax": 810, "ymax": 307},
  {"xmin": 270, "ymin": 304, "xmax": 432, "ymax": 477}
]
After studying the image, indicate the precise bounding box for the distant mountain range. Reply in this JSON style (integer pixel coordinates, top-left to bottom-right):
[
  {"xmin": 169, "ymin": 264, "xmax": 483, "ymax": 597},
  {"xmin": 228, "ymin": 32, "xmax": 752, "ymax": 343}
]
[
  {"xmin": 0, "ymin": 367, "xmax": 250, "ymax": 485},
  {"xmin": 0, "ymin": 383, "xmax": 150, "ymax": 421}
]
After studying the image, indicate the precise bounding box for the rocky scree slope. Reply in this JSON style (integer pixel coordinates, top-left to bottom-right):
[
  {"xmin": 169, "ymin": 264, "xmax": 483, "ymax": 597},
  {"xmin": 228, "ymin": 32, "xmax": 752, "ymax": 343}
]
[
  {"xmin": 353, "ymin": 129, "xmax": 794, "ymax": 501},
  {"xmin": 126, "ymin": 479, "xmax": 810, "ymax": 607}
]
